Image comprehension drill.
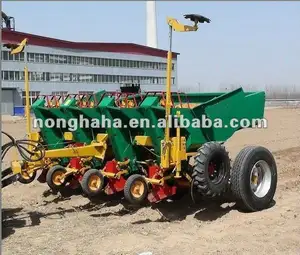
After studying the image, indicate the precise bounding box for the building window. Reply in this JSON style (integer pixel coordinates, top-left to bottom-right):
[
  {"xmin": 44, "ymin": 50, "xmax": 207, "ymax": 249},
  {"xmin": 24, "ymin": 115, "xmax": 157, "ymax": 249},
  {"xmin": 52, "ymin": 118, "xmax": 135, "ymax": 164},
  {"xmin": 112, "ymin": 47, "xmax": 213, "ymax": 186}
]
[
  {"xmin": 2, "ymin": 51, "xmax": 9, "ymax": 61},
  {"xmin": 22, "ymin": 91, "xmax": 40, "ymax": 106},
  {"xmin": 8, "ymin": 71, "xmax": 14, "ymax": 80},
  {"xmin": 63, "ymin": 73, "xmax": 71, "ymax": 82},
  {"xmin": 50, "ymin": 73, "xmax": 62, "ymax": 82},
  {"xmin": 27, "ymin": 53, "xmax": 34, "ymax": 62},
  {"xmin": 34, "ymin": 53, "xmax": 44, "ymax": 63},
  {"xmin": 1, "ymin": 50, "xmax": 175, "ymax": 71},
  {"xmin": 45, "ymin": 54, "xmax": 49, "ymax": 63},
  {"xmin": 8, "ymin": 53, "xmax": 13, "ymax": 61},
  {"xmin": 79, "ymin": 91, "xmax": 93, "ymax": 95},
  {"xmin": 52, "ymin": 91, "xmax": 68, "ymax": 96},
  {"xmin": 1, "ymin": 70, "xmax": 175, "ymax": 86}
]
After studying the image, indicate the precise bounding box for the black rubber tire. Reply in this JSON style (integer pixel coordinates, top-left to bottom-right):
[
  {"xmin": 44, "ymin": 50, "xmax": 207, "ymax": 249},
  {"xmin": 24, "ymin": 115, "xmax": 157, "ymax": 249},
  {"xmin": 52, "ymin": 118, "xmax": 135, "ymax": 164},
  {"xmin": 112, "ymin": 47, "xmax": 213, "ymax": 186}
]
[
  {"xmin": 230, "ymin": 146, "xmax": 277, "ymax": 212},
  {"xmin": 124, "ymin": 174, "xmax": 148, "ymax": 205},
  {"xmin": 46, "ymin": 165, "xmax": 67, "ymax": 191},
  {"xmin": 80, "ymin": 169, "xmax": 105, "ymax": 197},
  {"xmin": 192, "ymin": 142, "xmax": 231, "ymax": 197},
  {"xmin": 18, "ymin": 170, "xmax": 37, "ymax": 184}
]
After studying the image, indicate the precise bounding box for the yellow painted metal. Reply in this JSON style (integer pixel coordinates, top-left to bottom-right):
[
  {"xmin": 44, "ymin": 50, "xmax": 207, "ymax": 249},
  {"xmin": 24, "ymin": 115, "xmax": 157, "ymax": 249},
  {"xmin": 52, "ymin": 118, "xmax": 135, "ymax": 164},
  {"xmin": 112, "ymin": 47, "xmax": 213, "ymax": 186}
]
[
  {"xmin": 88, "ymin": 175, "xmax": 101, "ymax": 191},
  {"xmin": 52, "ymin": 170, "xmax": 65, "ymax": 186},
  {"xmin": 15, "ymin": 133, "xmax": 108, "ymax": 178},
  {"xmin": 175, "ymin": 111, "xmax": 182, "ymax": 178},
  {"xmin": 42, "ymin": 142, "xmax": 107, "ymax": 160},
  {"xmin": 27, "ymin": 132, "xmax": 41, "ymax": 152},
  {"xmin": 167, "ymin": 17, "xmax": 198, "ymax": 32},
  {"xmin": 135, "ymin": 136, "xmax": 153, "ymax": 147},
  {"xmin": 64, "ymin": 132, "xmax": 74, "ymax": 141},
  {"xmin": 20, "ymin": 170, "xmax": 35, "ymax": 180},
  {"xmin": 145, "ymin": 174, "xmax": 173, "ymax": 186},
  {"xmin": 117, "ymin": 159, "xmax": 130, "ymax": 167},
  {"xmin": 160, "ymin": 49, "xmax": 173, "ymax": 169},
  {"xmin": 101, "ymin": 171, "xmax": 115, "ymax": 178},
  {"xmin": 160, "ymin": 16, "xmax": 201, "ymax": 171},
  {"xmin": 251, "ymin": 175, "xmax": 258, "ymax": 185},
  {"xmin": 96, "ymin": 133, "xmax": 108, "ymax": 144},
  {"xmin": 175, "ymin": 103, "xmax": 201, "ymax": 108},
  {"xmin": 97, "ymin": 160, "xmax": 130, "ymax": 180},
  {"xmin": 11, "ymin": 161, "xmax": 22, "ymax": 175},
  {"xmin": 24, "ymin": 66, "xmax": 31, "ymax": 136},
  {"xmin": 10, "ymin": 38, "xmax": 28, "ymax": 54},
  {"xmin": 115, "ymin": 170, "xmax": 128, "ymax": 178},
  {"xmin": 170, "ymin": 137, "xmax": 187, "ymax": 164},
  {"xmin": 8, "ymin": 38, "xmax": 30, "ymax": 137},
  {"xmin": 130, "ymin": 180, "xmax": 145, "ymax": 198},
  {"xmin": 28, "ymin": 132, "xmax": 40, "ymax": 142},
  {"xmin": 64, "ymin": 167, "xmax": 80, "ymax": 177},
  {"xmin": 161, "ymin": 135, "xmax": 187, "ymax": 170},
  {"xmin": 101, "ymin": 170, "xmax": 128, "ymax": 179}
]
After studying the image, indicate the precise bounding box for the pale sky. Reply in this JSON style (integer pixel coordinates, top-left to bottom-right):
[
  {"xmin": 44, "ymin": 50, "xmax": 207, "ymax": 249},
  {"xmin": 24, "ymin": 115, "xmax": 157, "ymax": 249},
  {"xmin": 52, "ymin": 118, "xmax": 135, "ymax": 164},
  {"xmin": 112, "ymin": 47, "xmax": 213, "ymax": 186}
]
[{"xmin": 3, "ymin": 1, "xmax": 300, "ymax": 91}]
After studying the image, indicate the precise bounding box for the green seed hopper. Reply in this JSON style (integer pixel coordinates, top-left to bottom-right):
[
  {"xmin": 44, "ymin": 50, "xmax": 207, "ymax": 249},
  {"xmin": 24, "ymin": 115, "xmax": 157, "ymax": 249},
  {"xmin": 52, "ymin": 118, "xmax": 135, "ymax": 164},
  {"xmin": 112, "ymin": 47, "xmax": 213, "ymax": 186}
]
[
  {"xmin": 31, "ymin": 91, "xmax": 106, "ymax": 149},
  {"xmin": 108, "ymin": 87, "xmax": 265, "ymax": 166}
]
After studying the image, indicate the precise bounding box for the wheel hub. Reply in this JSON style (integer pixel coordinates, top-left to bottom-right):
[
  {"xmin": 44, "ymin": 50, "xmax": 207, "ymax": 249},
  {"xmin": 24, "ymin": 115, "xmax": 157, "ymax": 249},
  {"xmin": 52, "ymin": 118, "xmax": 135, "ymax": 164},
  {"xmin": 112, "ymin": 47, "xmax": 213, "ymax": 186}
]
[
  {"xmin": 131, "ymin": 180, "xmax": 145, "ymax": 198},
  {"xmin": 52, "ymin": 171, "xmax": 65, "ymax": 186},
  {"xmin": 88, "ymin": 175, "xmax": 101, "ymax": 191},
  {"xmin": 250, "ymin": 160, "xmax": 272, "ymax": 198},
  {"xmin": 208, "ymin": 160, "xmax": 224, "ymax": 184}
]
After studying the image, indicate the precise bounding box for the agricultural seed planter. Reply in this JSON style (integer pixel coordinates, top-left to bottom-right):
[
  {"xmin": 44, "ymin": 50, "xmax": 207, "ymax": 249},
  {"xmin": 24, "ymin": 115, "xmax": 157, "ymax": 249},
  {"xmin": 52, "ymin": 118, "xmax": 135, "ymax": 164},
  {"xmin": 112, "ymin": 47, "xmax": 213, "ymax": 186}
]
[{"xmin": 5, "ymin": 14, "xmax": 277, "ymax": 213}]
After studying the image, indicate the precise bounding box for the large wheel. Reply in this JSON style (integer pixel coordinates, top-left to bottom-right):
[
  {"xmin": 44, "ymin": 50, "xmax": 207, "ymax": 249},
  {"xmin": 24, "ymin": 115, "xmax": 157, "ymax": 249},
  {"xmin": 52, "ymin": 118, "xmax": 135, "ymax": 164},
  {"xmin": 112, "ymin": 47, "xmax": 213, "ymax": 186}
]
[
  {"xmin": 231, "ymin": 146, "xmax": 277, "ymax": 212},
  {"xmin": 192, "ymin": 142, "xmax": 231, "ymax": 197},
  {"xmin": 18, "ymin": 170, "xmax": 37, "ymax": 184},
  {"xmin": 46, "ymin": 165, "xmax": 67, "ymax": 191},
  {"xmin": 80, "ymin": 169, "xmax": 105, "ymax": 197},
  {"xmin": 124, "ymin": 174, "xmax": 148, "ymax": 205}
]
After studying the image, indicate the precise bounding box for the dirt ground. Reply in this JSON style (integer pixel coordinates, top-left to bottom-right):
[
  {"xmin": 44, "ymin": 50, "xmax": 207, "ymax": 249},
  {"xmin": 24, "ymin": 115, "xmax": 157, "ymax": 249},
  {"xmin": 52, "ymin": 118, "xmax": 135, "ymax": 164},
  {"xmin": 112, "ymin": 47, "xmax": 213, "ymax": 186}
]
[{"xmin": 2, "ymin": 107, "xmax": 300, "ymax": 255}]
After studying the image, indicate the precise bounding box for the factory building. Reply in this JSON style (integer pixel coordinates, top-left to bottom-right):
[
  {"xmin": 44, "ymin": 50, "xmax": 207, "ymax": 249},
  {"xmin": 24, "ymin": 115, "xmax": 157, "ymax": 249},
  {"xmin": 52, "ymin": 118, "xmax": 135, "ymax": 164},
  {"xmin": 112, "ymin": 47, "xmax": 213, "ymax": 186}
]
[{"xmin": 1, "ymin": 29, "xmax": 179, "ymax": 115}]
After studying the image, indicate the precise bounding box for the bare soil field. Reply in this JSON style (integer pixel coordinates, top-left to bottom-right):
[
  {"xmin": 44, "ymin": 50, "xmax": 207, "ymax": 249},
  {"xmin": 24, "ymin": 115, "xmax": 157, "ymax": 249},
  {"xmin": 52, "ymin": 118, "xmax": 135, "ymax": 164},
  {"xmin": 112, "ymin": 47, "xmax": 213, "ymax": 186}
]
[{"xmin": 2, "ymin": 108, "xmax": 300, "ymax": 255}]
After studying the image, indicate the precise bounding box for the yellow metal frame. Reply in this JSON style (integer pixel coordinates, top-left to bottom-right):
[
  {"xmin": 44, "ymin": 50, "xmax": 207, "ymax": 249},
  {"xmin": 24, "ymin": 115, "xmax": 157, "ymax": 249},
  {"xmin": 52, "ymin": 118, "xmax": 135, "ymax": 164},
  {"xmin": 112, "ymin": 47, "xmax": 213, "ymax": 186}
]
[
  {"xmin": 134, "ymin": 136, "xmax": 153, "ymax": 147},
  {"xmin": 101, "ymin": 159, "xmax": 130, "ymax": 179},
  {"xmin": 11, "ymin": 133, "xmax": 109, "ymax": 177},
  {"xmin": 8, "ymin": 38, "xmax": 31, "ymax": 136},
  {"xmin": 160, "ymin": 16, "xmax": 200, "ymax": 172}
]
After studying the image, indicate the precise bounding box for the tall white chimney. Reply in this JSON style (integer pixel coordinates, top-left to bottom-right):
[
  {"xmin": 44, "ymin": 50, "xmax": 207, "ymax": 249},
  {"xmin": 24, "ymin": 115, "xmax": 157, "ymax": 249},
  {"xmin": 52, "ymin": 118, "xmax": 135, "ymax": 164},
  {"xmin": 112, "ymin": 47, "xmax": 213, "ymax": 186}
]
[{"xmin": 146, "ymin": 1, "xmax": 158, "ymax": 48}]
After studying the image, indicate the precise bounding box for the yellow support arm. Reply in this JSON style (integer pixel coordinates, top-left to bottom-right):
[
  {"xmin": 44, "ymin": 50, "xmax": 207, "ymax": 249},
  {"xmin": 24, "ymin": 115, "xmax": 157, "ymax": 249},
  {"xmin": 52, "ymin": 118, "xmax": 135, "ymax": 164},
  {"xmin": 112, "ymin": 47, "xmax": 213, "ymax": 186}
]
[
  {"xmin": 6, "ymin": 38, "xmax": 31, "ymax": 136},
  {"xmin": 161, "ymin": 14, "xmax": 210, "ymax": 170},
  {"xmin": 43, "ymin": 142, "xmax": 107, "ymax": 160},
  {"xmin": 42, "ymin": 134, "xmax": 108, "ymax": 160},
  {"xmin": 167, "ymin": 17, "xmax": 198, "ymax": 32},
  {"xmin": 8, "ymin": 38, "xmax": 28, "ymax": 54}
]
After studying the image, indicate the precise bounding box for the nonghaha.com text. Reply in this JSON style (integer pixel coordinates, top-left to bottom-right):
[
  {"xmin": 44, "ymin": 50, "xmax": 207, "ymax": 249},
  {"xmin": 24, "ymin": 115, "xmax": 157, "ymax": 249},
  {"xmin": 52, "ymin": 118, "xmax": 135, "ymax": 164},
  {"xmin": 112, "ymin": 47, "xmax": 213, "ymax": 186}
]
[{"xmin": 33, "ymin": 114, "xmax": 268, "ymax": 131}]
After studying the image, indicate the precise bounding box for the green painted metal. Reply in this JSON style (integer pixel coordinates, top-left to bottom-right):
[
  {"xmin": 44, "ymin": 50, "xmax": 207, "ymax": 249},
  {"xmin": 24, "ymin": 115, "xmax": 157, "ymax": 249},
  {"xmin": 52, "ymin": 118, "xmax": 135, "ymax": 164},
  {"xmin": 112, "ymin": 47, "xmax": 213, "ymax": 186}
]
[
  {"xmin": 61, "ymin": 92, "xmax": 106, "ymax": 144},
  {"xmin": 116, "ymin": 87, "xmax": 265, "ymax": 165},
  {"xmin": 31, "ymin": 91, "xmax": 106, "ymax": 149},
  {"xmin": 31, "ymin": 87, "xmax": 265, "ymax": 171},
  {"xmin": 31, "ymin": 98, "xmax": 70, "ymax": 150}
]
